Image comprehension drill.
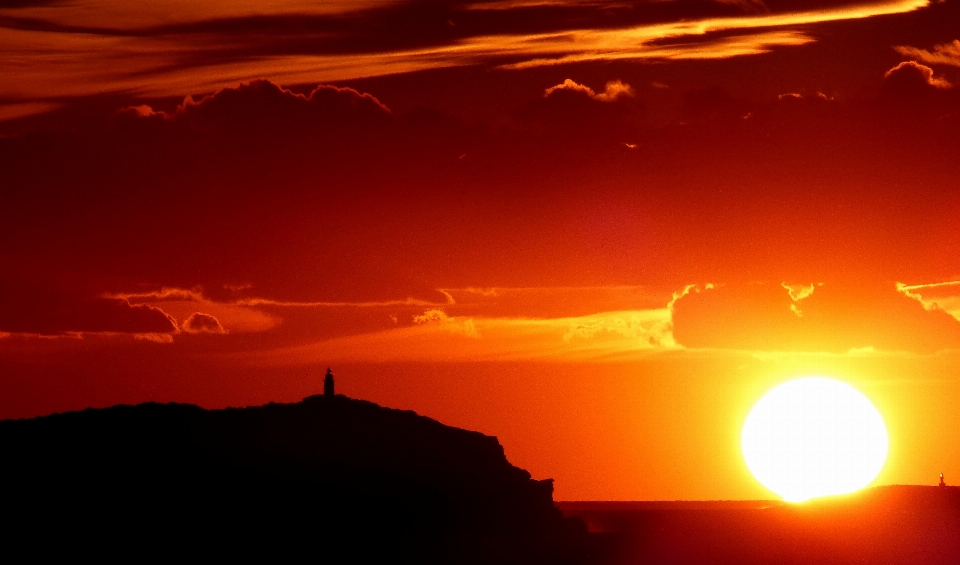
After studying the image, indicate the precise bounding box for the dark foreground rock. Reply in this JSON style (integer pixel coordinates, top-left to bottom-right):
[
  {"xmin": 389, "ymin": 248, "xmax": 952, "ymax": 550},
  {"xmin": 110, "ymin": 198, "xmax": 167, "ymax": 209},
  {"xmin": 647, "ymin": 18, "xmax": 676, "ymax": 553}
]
[{"xmin": 0, "ymin": 395, "xmax": 589, "ymax": 563}]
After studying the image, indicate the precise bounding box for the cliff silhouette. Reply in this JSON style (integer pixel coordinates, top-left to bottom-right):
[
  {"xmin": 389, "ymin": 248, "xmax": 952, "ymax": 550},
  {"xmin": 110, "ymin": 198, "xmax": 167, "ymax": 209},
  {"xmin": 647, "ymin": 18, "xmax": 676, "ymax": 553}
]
[{"xmin": 0, "ymin": 395, "xmax": 589, "ymax": 563}]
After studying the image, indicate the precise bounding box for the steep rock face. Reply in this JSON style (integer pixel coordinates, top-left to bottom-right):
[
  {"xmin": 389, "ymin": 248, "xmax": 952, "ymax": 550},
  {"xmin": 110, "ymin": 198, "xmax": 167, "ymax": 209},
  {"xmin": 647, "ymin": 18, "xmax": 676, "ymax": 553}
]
[{"xmin": 0, "ymin": 396, "xmax": 588, "ymax": 563}]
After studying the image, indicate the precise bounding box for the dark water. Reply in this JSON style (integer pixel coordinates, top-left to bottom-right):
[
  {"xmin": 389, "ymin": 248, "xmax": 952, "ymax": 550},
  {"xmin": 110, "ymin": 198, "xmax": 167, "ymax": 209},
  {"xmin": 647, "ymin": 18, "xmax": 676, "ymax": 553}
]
[{"xmin": 560, "ymin": 486, "xmax": 960, "ymax": 565}]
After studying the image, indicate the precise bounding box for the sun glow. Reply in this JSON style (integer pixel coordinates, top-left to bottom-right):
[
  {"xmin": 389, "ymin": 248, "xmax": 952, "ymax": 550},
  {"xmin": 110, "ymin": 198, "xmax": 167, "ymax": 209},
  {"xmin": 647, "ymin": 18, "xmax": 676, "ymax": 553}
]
[{"xmin": 742, "ymin": 377, "xmax": 888, "ymax": 503}]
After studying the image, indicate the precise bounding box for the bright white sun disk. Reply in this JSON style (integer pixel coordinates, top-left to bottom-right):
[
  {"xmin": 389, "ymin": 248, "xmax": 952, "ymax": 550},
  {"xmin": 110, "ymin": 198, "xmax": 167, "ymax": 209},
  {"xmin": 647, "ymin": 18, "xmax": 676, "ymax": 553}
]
[{"xmin": 741, "ymin": 377, "xmax": 888, "ymax": 502}]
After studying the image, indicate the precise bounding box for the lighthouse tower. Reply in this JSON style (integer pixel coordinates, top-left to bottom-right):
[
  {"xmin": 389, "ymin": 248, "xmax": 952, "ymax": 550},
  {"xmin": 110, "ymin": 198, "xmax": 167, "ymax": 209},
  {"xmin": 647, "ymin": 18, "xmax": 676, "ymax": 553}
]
[{"xmin": 324, "ymin": 368, "xmax": 335, "ymax": 397}]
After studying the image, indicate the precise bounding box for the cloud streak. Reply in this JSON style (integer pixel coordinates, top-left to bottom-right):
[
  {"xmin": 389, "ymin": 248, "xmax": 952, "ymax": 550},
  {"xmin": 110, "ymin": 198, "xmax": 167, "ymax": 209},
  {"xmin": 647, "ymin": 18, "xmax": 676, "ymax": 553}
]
[
  {"xmin": 0, "ymin": 0, "xmax": 931, "ymax": 119},
  {"xmin": 895, "ymin": 39, "xmax": 960, "ymax": 68},
  {"xmin": 258, "ymin": 308, "xmax": 678, "ymax": 364},
  {"xmin": 897, "ymin": 281, "xmax": 960, "ymax": 323},
  {"xmin": 413, "ymin": 309, "xmax": 480, "ymax": 338}
]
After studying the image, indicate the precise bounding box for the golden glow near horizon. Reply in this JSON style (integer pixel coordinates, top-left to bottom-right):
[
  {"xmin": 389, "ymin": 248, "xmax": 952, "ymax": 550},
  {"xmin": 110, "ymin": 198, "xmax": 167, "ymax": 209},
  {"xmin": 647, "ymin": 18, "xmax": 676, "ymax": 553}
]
[{"xmin": 742, "ymin": 377, "xmax": 889, "ymax": 503}]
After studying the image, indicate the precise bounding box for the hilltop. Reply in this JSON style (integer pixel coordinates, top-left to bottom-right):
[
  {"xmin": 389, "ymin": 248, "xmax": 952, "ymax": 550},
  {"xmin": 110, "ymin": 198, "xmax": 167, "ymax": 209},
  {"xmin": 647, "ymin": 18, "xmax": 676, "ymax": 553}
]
[{"xmin": 0, "ymin": 395, "xmax": 589, "ymax": 563}]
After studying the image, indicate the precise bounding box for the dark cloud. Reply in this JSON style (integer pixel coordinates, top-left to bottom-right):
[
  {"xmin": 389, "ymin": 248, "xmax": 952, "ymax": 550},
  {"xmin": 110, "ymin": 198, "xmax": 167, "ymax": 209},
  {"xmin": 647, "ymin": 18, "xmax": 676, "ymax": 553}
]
[
  {"xmin": 3, "ymin": 63, "xmax": 960, "ymax": 322},
  {"xmin": 543, "ymin": 79, "xmax": 635, "ymax": 103},
  {"xmin": 0, "ymin": 279, "xmax": 177, "ymax": 336},
  {"xmin": 680, "ymin": 87, "xmax": 753, "ymax": 122},
  {"xmin": 516, "ymin": 78, "xmax": 642, "ymax": 136},
  {"xmin": 119, "ymin": 79, "xmax": 390, "ymax": 134},
  {"xmin": 181, "ymin": 312, "xmax": 227, "ymax": 334},
  {"xmin": 0, "ymin": 79, "xmax": 463, "ymax": 305},
  {"xmin": 882, "ymin": 61, "xmax": 952, "ymax": 96},
  {"xmin": 671, "ymin": 282, "xmax": 960, "ymax": 354}
]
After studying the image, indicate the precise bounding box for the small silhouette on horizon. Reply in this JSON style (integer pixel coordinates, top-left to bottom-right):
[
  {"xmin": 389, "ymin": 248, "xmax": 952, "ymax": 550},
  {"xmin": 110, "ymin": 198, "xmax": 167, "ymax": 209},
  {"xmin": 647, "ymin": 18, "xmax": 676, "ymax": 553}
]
[
  {"xmin": 324, "ymin": 367, "xmax": 335, "ymax": 397},
  {"xmin": 940, "ymin": 473, "xmax": 946, "ymax": 487}
]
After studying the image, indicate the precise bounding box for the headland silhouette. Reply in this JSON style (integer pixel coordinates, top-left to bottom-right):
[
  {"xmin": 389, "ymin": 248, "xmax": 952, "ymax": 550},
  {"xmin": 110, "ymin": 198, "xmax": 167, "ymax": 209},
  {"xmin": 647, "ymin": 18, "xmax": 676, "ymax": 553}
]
[
  {"xmin": 0, "ymin": 390, "xmax": 588, "ymax": 563},
  {"xmin": 2, "ymin": 373, "xmax": 957, "ymax": 564}
]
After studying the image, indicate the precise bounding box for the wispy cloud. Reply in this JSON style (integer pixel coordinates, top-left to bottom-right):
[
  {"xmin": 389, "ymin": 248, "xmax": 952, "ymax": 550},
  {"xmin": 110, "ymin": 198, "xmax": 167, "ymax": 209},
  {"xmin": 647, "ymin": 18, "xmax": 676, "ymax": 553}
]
[
  {"xmin": 413, "ymin": 309, "xmax": 480, "ymax": 338},
  {"xmin": 0, "ymin": 0, "xmax": 931, "ymax": 119},
  {"xmin": 897, "ymin": 280, "xmax": 960, "ymax": 322},
  {"xmin": 256, "ymin": 308, "xmax": 678, "ymax": 364},
  {"xmin": 782, "ymin": 282, "xmax": 822, "ymax": 317},
  {"xmin": 110, "ymin": 286, "xmax": 449, "ymax": 309},
  {"xmin": 0, "ymin": 101, "xmax": 61, "ymax": 122},
  {"xmin": 108, "ymin": 287, "xmax": 281, "ymax": 334},
  {"xmin": 87, "ymin": 280, "xmax": 960, "ymax": 356},
  {"xmin": 492, "ymin": 0, "xmax": 930, "ymax": 69},
  {"xmin": 237, "ymin": 297, "xmax": 451, "ymax": 308},
  {"xmin": 110, "ymin": 287, "xmax": 208, "ymax": 302},
  {"xmin": 895, "ymin": 39, "xmax": 960, "ymax": 68}
]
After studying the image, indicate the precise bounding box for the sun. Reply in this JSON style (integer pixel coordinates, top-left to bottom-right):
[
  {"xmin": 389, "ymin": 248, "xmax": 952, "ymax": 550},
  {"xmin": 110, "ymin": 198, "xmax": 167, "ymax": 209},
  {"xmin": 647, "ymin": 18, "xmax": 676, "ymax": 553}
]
[{"xmin": 741, "ymin": 377, "xmax": 888, "ymax": 503}]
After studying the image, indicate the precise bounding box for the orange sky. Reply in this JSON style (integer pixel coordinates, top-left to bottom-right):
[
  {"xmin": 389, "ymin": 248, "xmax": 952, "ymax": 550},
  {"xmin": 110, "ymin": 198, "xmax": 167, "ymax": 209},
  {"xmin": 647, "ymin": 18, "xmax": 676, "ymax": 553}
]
[{"xmin": 2, "ymin": 0, "xmax": 960, "ymax": 501}]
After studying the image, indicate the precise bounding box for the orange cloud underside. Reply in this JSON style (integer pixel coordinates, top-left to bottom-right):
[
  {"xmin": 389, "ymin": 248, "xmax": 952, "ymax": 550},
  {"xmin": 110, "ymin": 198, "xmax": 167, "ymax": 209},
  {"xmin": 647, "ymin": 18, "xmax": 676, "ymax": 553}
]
[{"xmin": 228, "ymin": 282, "xmax": 960, "ymax": 365}]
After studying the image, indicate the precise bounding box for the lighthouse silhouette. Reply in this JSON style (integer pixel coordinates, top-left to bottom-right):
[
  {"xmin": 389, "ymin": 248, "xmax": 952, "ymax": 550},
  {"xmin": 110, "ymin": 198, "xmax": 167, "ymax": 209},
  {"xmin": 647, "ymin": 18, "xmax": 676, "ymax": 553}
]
[{"xmin": 324, "ymin": 368, "xmax": 335, "ymax": 397}]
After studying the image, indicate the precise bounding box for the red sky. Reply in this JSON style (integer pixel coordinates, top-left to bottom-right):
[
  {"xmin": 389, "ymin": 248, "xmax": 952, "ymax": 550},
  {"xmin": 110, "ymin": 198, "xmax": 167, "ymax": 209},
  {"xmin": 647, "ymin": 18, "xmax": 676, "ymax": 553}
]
[{"xmin": 2, "ymin": 0, "xmax": 960, "ymax": 500}]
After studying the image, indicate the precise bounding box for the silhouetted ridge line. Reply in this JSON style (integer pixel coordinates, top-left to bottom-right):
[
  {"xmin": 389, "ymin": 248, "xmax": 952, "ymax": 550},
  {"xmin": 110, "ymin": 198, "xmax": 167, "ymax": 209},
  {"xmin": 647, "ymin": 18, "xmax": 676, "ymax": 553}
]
[{"xmin": 0, "ymin": 395, "xmax": 589, "ymax": 563}]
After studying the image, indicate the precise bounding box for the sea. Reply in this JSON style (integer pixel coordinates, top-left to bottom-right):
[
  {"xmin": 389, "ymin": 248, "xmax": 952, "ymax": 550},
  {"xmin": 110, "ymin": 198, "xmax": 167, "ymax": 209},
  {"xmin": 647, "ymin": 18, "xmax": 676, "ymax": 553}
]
[{"xmin": 558, "ymin": 487, "xmax": 960, "ymax": 564}]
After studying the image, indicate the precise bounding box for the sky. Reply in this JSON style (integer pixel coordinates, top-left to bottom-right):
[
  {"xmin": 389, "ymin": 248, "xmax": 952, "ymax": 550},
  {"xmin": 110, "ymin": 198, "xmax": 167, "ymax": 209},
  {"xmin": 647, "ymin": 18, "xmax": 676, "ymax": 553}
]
[{"xmin": 2, "ymin": 0, "xmax": 960, "ymax": 501}]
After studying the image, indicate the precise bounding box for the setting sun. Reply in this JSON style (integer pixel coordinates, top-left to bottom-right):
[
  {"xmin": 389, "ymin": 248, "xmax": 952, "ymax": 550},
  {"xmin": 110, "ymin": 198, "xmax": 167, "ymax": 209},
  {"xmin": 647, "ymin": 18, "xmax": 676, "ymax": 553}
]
[{"xmin": 742, "ymin": 378, "xmax": 889, "ymax": 503}]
